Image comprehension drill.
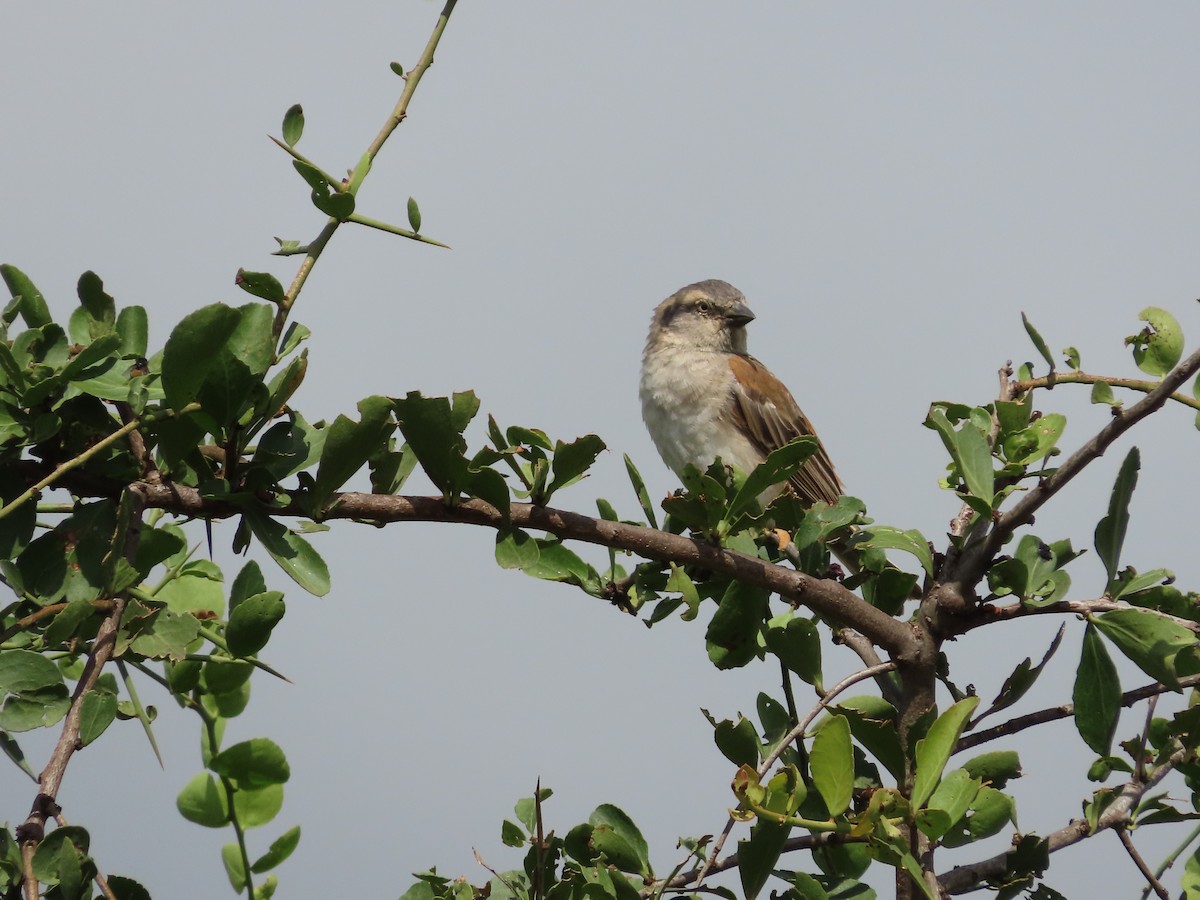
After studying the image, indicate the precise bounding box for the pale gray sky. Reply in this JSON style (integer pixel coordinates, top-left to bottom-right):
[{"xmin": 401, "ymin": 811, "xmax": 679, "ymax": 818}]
[{"xmin": 3, "ymin": 3, "xmax": 1200, "ymax": 898}]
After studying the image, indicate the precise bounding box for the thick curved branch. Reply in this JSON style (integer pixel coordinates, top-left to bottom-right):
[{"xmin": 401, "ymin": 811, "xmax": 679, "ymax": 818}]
[
  {"xmin": 129, "ymin": 484, "xmax": 916, "ymax": 657},
  {"xmin": 938, "ymin": 744, "xmax": 1192, "ymax": 894},
  {"xmin": 949, "ymin": 346, "xmax": 1200, "ymax": 589}
]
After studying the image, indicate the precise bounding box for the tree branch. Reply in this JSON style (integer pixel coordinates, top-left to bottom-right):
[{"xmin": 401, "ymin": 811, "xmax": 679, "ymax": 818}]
[
  {"xmin": 1014, "ymin": 370, "xmax": 1200, "ymax": 413},
  {"xmin": 938, "ymin": 744, "xmax": 1192, "ymax": 894},
  {"xmin": 948, "ymin": 345, "xmax": 1200, "ymax": 591},
  {"xmin": 124, "ymin": 484, "xmax": 916, "ymax": 657},
  {"xmin": 16, "ymin": 486, "xmax": 145, "ymax": 899},
  {"xmin": 273, "ymin": 0, "xmax": 459, "ymax": 336},
  {"xmin": 691, "ymin": 661, "xmax": 897, "ymax": 887},
  {"xmin": 1116, "ymin": 825, "xmax": 1170, "ymax": 900},
  {"xmin": 973, "ymin": 596, "xmax": 1200, "ymax": 635},
  {"xmin": 647, "ymin": 830, "xmax": 864, "ymax": 896},
  {"xmin": 955, "ymin": 672, "xmax": 1200, "ymax": 753}
]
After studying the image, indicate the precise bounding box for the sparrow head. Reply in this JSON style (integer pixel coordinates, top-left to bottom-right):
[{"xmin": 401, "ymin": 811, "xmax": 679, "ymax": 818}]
[{"xmin": 646, "ymin": 279, "xmax": 755, "ymax": 354}]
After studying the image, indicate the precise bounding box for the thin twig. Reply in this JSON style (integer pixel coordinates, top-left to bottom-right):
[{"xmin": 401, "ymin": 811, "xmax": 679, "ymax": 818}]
[
  {"xmin": 0, "ymin": 403, "xmax": 195, "ymax": 522},
  {"xmin": 647, "ymin": 831, "xmax": 863, "ymax": 895},
  {"xmin": 977, "ymin": 595, "xmax": 1200, "ymax": 635},
  {"xmin": 691, "ymin": 661, "xmax": 897, "ymax": 888},
  {"xmin": 1014, "ymin": 371, "xmax": 1200, "ymax": 413},
  {"xmin": 273, "ymin": 0, "xmax": 459, "ymax": 337},
  {"xmin": 949, "ymin": 345, "xmax": 1200, "ymax": 589},
  {"xmin": 1141, "ymin": 821, "xmax": 1200, "ymax": 900},
  {"xmin": 1116, "ymin": 826, "xmax": 1170, "ymax": 900},
  {"xmin": 955, "ymin": 672, "xmax": 1200, "ymax": 753},
  {"xmin": 836, "ymin": 627, "xmax": 901, "ymax": 707}
]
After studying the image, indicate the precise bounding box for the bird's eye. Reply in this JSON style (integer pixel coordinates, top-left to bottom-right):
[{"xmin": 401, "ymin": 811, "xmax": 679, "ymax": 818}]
[{"xmin": 695, "ymin": 300, "xmax": 711, "ymax": 314}]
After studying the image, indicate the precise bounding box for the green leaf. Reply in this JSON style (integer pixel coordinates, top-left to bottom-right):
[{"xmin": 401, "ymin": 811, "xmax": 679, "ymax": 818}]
[
  {"xmin": 160, "ymin": 302, "xmax": 276, "ymax": 422},
  {"xmin": 223, "ymin": 842, "xmax": 247, "ymax": 892},
  {"xmin": 1128, "ymin": 306, "xmax": 1184, "ymax": 377},
  {"xmin": 347, "ymin": 152, "xmax": 372, "ymax": 193},
  {"xmin": 912, "ymin": 696, "xmax": 980, "ymax": 809},
  {"xmin": 921, "ymin": 768, "xmax": 980, "ymax": 839},
  {"xmin": 0, "ymin": 649, "xmax": 64, "ymax": 694},
  {"xmin": 925, "ymin": 408, "xmax": 994, "ymax": 505},
  {"xmin": 764, "ymin": 614, "xmax": 822, "ymax": 688},
  {"xmin": 713, "ymin": 715, "xmax": 760, "ymax": 768},
  {"xmin": 1094, "ymin": 447, "xmax": 1140, "ymax": 589},
  {"xmin": 76, "ymin": 271, "xmax": 116, "ymax": 334},
  {"xmin": 495, "ymin": 528, "xmax": 539, "ymax": 570},
  {"xmin": 790, "ymin": 872, "xmax": 831, "ymax": 900},
  {"xmin": 706, "ymin": 581, "xmax": 770, "ymax": 670},
  {"xmin": 589, "ymin": 804, "xmax": 650, "ymax": 876},
  {"xmin": 235, "ymin": 269, "xmax": 286, "ymax": 305},
  {"xmin": 31, "ymin": 825, "xmax": 89, "ymax": 883},
  {"xmin": 407, "ymin": 196, "xmax": 422, "ymax": 232},
  {"xmin": 1092, "ymin": 608, "xmax": 1194, "ymax": 691},
  {"xmin": 738, "ymin": 821, "xmax": 789, "ymax": 900},
  {"xmin": 311, "ymin": 395, "xmax": 394, "ymax": 510},
  {"xmin": 282, "ymin": 103, "xmax": 304, "ymax": 147},
  {"xmin": 1021, "ymin": 313, "xmax": 1055, "ymax": 373},
  {"xmin": 856, "ymin": 526, "xmax": 933, "ymax": 577},
  {"xmin": 727, "ymin": 437, "xmax": 820, "ymax": 521},
  {"xmin": 623, "ymin": 454, "xmax": 658, "ymax": 529},
  {"xmin": 230, "ymin": 561, "xmax": 268, "ymax": 611},
  {"xmin": 311, "ymin": 188, "xmax": 355, "ymax": 221},
  {"xmin": 961, "ymin": 750, "xmax": 1022, "ymax": 789},
  {"xmin": 981, "ymin": 625, "xmax": 1064, "ymax": 720},
  {"xmin": 0, "ymin": 264, "xmax": 52, "ymax": 328},
  {"xmin": 1002, "ymin": 413, "xmax": 1067, "ymax": 465},
  {"xmin": 500, "ymin": 819, "xmax": 525, "ymax": 848},
  {"xmin": 811, "ymin": 715, "xmax": 854, "ymax": 816},
  {"xmin": 0, "ymin": 686, "xmax": 70, "ymax": 732},
  {"xmin": 833, "ymin": 696, "xmax": 903, "ymax": 781},
  {"xmin": 105, "ymin": 876, "xmax": 152, "ymax": 900},
  {"xmin": 211, "ymin": 737, "xmax": 290, "ymax": 789},
  {"xmin": 520, "ymin": 539, "xmax": 601, "ymax": 594},
  {"xmin": 77, "ymin": 687, "xmax": 117, "ymax": 746},
  {"xmin": 160, "ymin": 303, "xmax": 243, "ymax": 412},
  {"xmin": 1073, "ymin": 624, "xmax": 1121, "ymax": 756},
  {"xmin": 227, "ymin": 591, "xmax": 286, "ymax": 658},
  {"xmin": 177, "ymin": 772, "xmax": 230, "ymax": 827},
  {"xmin": 116, "ymin": 306, "xmax": 149, "ymax": 357},
  {"xmin": 125, "ymin": 606, "xmax": 202, "ymax": 661},
  {"xmin": 547, "ymin": 434, "xmax": 606, "ymax": 498},
  {"xmin": 393, "ymin": 392, "xmax": 470, "ymax": 495},
  {"xmin": 251, "ymin": 825, "xmax": 301, "ymax": 873},
  {"xmin": 1090, "ymin": 381, "xmax": 1118, "ymax": 407},
  {"xmin": 244, "ymin": 509, "xmax": 331, "ymax": 597}
]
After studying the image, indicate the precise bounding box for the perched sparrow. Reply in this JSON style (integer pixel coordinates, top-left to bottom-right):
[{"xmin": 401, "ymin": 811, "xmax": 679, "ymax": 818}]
[{"xmin": 639, "ymin": 279, "xmax": 842, "ymax": 509}]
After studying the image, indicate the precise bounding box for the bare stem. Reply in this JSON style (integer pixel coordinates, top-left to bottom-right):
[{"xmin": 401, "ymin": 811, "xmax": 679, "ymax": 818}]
[
  {"xmin": 1116, "ymin": 826, "xmax": 1170, "ymax": 900},
  {"xmin": 1014, "ymin": 370, "xmax": 1200, "ymax": 413}
]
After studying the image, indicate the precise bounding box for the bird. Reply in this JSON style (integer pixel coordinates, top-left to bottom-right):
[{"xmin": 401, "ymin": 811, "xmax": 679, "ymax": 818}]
[{"xmin": 639, "ymin": 278, "xmax": 842, "ymax": 511}]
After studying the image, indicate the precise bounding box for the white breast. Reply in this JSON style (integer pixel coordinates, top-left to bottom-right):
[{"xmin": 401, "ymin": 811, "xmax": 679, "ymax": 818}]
[{"xmin": 639, "ymin": 347, "xmax": 764, "ymax": 479}]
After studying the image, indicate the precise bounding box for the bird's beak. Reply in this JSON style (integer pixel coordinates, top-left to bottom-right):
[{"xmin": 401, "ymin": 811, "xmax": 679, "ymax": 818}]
[{"xmin": 726, "ymin": 302, "xmax": 755, "ymax": 327}]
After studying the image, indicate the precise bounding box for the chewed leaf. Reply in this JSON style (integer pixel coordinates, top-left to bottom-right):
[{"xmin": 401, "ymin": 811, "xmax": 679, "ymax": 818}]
[{"xmin": 1127, "ymin": 306, "xmax": 1183, "ymax": 377}]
